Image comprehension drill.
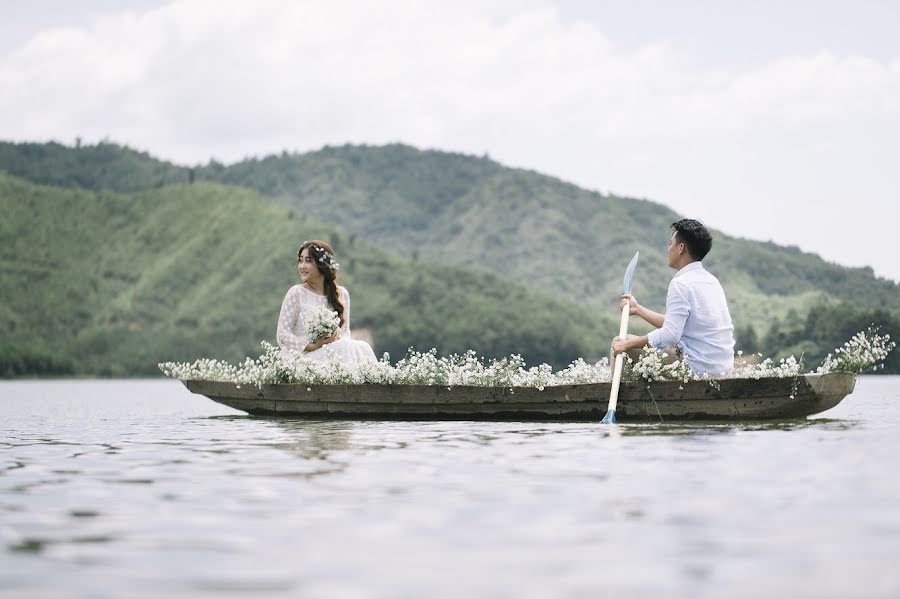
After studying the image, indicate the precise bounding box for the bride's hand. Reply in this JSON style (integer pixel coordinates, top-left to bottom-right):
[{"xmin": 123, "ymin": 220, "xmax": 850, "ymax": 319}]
[{"xmin": 306, "ymin": 331, "xmax": 341, "ymax": 352}]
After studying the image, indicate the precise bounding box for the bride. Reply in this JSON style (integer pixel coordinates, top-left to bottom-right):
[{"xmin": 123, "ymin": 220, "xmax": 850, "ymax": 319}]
[{"xmin": 276, "ymin": 240, "xmax": 377, "ymax": 366}]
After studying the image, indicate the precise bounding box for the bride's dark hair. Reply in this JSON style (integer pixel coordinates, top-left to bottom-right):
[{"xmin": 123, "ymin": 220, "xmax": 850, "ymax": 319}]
[{"xmin": 297, "ymin": 240, "xmax": 345, "ymax": 328}]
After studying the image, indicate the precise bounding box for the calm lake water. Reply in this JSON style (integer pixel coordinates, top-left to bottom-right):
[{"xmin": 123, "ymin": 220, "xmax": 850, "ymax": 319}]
[{"xmin": 1, "ymin": 377, "xmax": 899, "ymax": 598}]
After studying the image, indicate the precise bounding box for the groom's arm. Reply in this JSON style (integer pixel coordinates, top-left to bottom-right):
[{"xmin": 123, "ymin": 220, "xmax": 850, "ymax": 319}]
[
  {"xmin": 646, "ymin": 283, "xmax": 689, "ymax": 350},
  {"xmin": 635, "ymin": 304, "xmax": 665, "ymax": 329},
  {"xmin": 620, "ymin": 294, "xmax": 665, "ymax": 328}
]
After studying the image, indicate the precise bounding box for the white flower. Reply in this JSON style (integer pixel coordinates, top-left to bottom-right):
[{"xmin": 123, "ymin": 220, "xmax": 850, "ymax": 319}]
[
  {"xmin": 816, "ymin": 327, "xmax": 896, "ymax": 375},
  {"xmin": 158, "ymin": 329, "xmax": 895, "ymax": 389},
  {"xmin": 304, "ymin": 306, "xmax": 340, "ymax": 343}
]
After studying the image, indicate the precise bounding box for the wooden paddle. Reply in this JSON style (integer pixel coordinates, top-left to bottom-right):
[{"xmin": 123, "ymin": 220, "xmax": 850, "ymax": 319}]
[{"xmin": 602, "ymin": 251, "xmax": 640, "ymax": 424}]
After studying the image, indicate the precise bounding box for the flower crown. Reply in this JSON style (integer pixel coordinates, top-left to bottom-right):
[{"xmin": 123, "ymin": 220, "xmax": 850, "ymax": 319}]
[{"xmin": 302, "ymin": 241, "xmax": 340, "ymax": 271}]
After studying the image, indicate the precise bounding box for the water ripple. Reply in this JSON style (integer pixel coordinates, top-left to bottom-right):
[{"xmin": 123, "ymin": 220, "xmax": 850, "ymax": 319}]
[{"xmin": 0, "ymin": 378, "xmax": 898, "ymax": 597}]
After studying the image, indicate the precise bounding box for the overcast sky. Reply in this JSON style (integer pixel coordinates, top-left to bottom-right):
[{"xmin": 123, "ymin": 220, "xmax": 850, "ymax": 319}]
[{"xmin": 2, "ymin": 0, "xmax": 898, "ymax": 281}]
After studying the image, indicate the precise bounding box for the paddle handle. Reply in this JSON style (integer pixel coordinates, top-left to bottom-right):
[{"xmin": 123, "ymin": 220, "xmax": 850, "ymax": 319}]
[{"xmin": 608, "ymin": 303, "xmax": 631, "ymax": 413}]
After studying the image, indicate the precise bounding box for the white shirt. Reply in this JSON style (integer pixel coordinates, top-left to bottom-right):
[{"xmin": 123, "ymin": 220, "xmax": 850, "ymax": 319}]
[{"xmin": 646, "ymin": 262, "xmax": 735, "ymax": 376}]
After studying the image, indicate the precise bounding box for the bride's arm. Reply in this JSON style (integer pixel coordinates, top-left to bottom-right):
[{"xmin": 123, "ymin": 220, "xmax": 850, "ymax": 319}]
[
  {"xmin": 340, "ymin": 287, "xmax": 352, "ymax": 339},
  {"xmin": 276, "ymin": 287, "xmax": 312, "ymax": 352}
]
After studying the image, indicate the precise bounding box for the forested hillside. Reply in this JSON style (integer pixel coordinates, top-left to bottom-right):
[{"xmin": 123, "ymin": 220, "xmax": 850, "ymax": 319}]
[
  {"xmin": 4, "ymin": 141, "xmax": 897, "ymax": 326},
  {"xmin": 2, "ymin": 140, "xmax": 898, "ymax": 375},
  {"xmin": 0, "ymin": 172, "xmax": 619, "ymax": 376}
]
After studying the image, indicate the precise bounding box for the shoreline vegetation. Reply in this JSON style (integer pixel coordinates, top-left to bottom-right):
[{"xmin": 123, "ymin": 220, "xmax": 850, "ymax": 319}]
[{"xmin": 158, "ymin": 329, "xmax": 894, "ymax": 390}]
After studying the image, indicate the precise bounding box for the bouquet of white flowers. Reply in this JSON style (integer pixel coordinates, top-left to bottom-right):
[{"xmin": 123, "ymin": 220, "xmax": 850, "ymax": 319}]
[{"xmin": 304, "ymin": 306, "xmax": 341, "ymax": 343}]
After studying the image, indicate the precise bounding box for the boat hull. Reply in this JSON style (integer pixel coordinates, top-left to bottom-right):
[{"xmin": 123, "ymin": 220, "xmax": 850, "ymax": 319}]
[{"xmin": 182, "ymin": 372, "xmax": 857, "ymax": 421}]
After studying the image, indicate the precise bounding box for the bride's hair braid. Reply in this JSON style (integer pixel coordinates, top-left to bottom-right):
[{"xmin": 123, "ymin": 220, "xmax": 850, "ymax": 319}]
[{"xmin": 297, "ymin": 240, "xmax": 345, "ymax": 328}]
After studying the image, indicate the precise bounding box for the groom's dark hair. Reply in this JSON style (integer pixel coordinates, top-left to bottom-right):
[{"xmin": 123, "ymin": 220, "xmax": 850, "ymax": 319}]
[{"xmin": 671, "ymin": 219, "xmax": 712, "ymax": 261}]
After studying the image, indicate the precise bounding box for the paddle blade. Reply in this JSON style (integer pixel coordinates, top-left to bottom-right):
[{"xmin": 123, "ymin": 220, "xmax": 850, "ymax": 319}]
[
  {"xmin": 601, "ymin": 409, "xmax": 617, "ymax": 424},
  {"xmin": 623, "ymin": 251, "xmax": 640, "ymax": 295}
]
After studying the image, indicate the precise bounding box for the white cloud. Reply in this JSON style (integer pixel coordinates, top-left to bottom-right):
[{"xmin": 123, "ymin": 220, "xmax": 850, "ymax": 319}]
[{"xmin": 2, "ymin": 0, "xmax": 899, "ymax": 279}]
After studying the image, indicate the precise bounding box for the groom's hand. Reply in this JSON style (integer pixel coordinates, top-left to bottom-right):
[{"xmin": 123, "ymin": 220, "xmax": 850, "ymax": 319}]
[
  {"xmin": 619, "ymin": 294, "xmax": 640, "ymax": 316},
  {"xmin": 611, "ymin": 336, "xmax": 631, "ymax": 356}
]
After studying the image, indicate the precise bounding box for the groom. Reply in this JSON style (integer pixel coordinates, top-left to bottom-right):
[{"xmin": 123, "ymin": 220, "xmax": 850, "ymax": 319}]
[{"xmin": 612, "ymin": 219, "xmax": 735, "ymax": 376}]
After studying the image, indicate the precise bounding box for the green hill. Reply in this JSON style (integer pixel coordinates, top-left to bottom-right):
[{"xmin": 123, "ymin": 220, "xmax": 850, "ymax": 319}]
[
  {"xmin": 0, "ymin": 140, "xmax": 189, "ymax": 192},
  {"xmin": 3, "ymin": 140, "xmax": 897, "ymax": 333},
  {"xmin": 203, "ymin": 144, "xmax": 900, "ymax": 327},
  {"xmin": 0, "ymin": 171, "xmax": 620, "ymax": 376},
  {"xmin": 2, "ymin": 139, "xmax": 898, "ymax": 374}
]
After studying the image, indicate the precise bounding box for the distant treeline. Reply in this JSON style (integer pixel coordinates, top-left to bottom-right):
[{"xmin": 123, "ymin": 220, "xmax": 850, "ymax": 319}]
[
  {"xmin": 1, "ymin": 343, "xmax": 76, "ymax": 377},
  {"xmin": 736, "ymin": 302, "xmax": 900, "ymax": 373}
]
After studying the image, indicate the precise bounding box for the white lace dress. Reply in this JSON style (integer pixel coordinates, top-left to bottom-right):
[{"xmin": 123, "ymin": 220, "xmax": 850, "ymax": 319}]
[{"xmin": 276, "ymin": 285, "xmax": 377, "ymax": 365}]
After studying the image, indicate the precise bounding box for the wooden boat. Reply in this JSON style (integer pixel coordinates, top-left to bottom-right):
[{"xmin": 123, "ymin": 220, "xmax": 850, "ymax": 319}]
[{"xmin": 181, "ymin": 371, "xmax": 856, "ymax": 421}]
